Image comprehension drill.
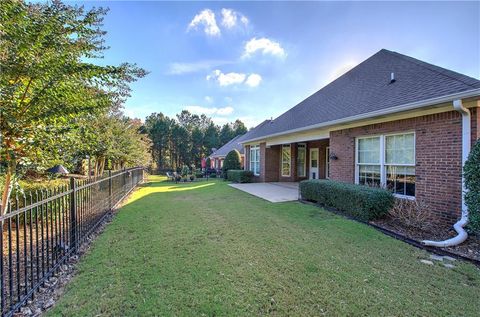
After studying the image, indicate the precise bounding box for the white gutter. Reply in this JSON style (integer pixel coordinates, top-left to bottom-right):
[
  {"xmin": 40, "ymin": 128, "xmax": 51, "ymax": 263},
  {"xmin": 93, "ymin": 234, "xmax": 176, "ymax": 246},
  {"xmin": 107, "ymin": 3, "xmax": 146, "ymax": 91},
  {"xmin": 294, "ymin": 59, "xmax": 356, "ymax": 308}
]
[
  {"xmin": 241, "ymin": 88, "xmax": 480, "ymax": 144},
  {"xmin": 422, "ymin": 99, "xmax": 471, "ymax": 247}
]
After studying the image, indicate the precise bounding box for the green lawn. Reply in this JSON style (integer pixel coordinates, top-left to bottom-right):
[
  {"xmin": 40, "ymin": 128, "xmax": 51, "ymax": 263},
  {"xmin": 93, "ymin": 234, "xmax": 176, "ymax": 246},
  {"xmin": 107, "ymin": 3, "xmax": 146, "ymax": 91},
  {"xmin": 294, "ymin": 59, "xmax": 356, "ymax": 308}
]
[{"xmin": 49, "ymin": 176, "xmax": 480, "ymax": 316}]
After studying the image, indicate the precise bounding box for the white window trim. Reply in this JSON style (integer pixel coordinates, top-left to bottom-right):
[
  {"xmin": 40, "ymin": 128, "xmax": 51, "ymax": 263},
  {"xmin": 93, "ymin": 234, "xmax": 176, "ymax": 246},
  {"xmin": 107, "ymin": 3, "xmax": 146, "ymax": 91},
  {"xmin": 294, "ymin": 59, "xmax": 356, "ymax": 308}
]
[
  {"xmin": 250, "ymin": 145, "xmax": 260, "ymax": 176},
  {"xmin": 297, "ymin": 143, "xmax": 306, "ymax": 177},
  {"xmin": 281, "ymin": 144, "xmax": 291, "ymax": 177},
  {"xmin": 355, "ymin": 132, "xmax": 416, "ymax": 198}
]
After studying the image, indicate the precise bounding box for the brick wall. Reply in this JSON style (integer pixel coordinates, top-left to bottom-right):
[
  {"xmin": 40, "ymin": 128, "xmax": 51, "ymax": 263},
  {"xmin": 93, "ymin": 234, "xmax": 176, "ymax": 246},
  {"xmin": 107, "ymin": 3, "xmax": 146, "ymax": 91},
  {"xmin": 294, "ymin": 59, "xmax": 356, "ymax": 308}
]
[{"xmin": 329, "ymin": 109, "xmax": 480, "ymax": 226}]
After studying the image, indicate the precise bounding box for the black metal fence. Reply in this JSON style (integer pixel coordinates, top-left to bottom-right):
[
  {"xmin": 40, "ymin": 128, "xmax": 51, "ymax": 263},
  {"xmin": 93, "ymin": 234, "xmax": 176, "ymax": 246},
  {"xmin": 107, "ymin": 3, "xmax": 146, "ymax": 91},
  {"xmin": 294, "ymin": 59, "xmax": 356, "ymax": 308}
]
[{"xmin": 0, "ymin": 167, "xmax": 145, "ymax": 316}]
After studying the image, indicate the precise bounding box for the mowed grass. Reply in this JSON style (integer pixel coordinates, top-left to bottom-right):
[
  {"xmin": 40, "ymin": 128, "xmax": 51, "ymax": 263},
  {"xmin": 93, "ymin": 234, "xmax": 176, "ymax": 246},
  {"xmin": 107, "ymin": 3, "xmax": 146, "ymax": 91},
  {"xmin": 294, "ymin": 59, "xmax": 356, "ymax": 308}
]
[{"xmin": 49, "ymin": 176, "xmax": 480, "ymax": 316}]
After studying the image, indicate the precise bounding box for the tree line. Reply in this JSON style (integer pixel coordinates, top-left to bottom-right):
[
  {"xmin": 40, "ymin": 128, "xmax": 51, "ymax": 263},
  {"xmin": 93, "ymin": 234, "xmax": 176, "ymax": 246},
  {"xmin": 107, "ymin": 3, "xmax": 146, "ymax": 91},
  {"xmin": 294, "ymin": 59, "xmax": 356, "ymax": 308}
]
[{"xmin": 144, "ymin": 110, "xmax": 247, "ymax": 171}]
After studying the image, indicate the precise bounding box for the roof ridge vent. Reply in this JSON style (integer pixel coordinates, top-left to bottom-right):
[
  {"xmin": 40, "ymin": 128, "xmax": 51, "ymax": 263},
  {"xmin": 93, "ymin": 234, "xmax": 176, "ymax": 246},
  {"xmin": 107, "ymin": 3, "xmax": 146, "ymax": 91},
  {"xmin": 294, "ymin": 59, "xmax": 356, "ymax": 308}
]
[{"xmin": 390, "ymin": 72, "xmax": 396, "ymax": 84}]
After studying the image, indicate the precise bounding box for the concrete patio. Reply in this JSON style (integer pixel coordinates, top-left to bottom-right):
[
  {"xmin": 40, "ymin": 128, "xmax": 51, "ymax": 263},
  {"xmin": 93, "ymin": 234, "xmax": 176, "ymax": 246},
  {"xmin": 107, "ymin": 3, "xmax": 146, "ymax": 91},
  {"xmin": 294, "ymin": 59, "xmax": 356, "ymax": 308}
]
[{"xmin": 228, "ymin": 182, "xmax": 299, "ymax": 203}]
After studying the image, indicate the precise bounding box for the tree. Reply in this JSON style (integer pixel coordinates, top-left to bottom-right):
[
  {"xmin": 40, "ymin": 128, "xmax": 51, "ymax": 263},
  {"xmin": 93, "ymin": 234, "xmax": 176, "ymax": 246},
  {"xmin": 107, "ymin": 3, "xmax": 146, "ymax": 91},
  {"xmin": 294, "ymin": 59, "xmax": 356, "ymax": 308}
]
[
  {"xmin": 233, "ymin": 119, "xmax": 248, "ymax": 136},
  {"xmin": 145, "ymin": 112, "xmax": 172, "ymax": 170},
  {"xmin": 222, "ymin": 150, "xmax": 241, "ymax": 179},
  {"xmin": 204, "ymin": 123, "xmax": 220, "ymax": 154},
  {"xmin": 219, "ymin": 124, "xmax": 234, "ymax": 146},
  {"xmin": 0, "ymin": 0, "xmax": 146, "ymax": 214}
]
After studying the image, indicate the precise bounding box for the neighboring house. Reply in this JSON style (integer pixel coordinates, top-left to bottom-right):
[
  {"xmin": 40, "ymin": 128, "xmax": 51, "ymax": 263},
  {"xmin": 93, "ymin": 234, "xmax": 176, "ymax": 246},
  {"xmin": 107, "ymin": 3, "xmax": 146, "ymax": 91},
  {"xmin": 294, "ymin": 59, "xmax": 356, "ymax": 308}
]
[
  {"xmin": 241, "ymin": 49, "xmax": 480, "ymax": 226},
  {"xmin": 209, "ymin": 134, "xmax": 247, "ymax": 169}
]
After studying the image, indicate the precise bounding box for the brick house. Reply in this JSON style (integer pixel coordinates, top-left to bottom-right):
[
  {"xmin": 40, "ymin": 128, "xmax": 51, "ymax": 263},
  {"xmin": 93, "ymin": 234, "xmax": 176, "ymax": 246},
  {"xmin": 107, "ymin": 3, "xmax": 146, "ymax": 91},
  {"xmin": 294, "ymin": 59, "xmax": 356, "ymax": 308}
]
[
  {"xmin": 241, "ymin": 49, "xmax": 480, "ymax": 226},
  {"xmin": 209, "ymin": 134, "xmax": 246, "ymax": 169}
]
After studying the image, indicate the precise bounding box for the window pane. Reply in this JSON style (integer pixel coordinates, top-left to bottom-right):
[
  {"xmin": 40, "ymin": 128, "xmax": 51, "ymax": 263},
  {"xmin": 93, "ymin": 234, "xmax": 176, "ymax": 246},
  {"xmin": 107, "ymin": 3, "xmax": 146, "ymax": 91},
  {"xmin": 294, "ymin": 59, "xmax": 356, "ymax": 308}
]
[
  {"xmin": 282, "ymin": 145, "xmax": 291, "ymax": 176},
  {"xmin": 358, "ymin": 137, "xmax": 380, "ymax": 164},
  {"xmin": 358, "ymin": 165, "xmax": 381, "ymax": 187},
  {"xmin": 297, "ymin": 145, "xmax": 306, "ymax": 177},
  {"xmin": 386, "ymin": 134, "xmax": 414, "ymax": 164},
  {"xmin": 386, "ymin": 165, "xmax": 415, "ymax": 196}
]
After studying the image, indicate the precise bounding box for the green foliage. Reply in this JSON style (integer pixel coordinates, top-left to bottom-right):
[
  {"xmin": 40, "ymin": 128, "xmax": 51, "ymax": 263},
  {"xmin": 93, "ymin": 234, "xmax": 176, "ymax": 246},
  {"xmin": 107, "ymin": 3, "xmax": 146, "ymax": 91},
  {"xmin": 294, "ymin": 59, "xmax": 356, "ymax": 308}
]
[
  {"xmin": 145, "ymin": 110, "xmax": 248, "ymax": 172},
  {"xmin": 464, "ymin": 139, "xmax": 480, "ymax": 233},
  {"xmin": 205, "ymin": 157, "xmax": 211, "ymax": 168},
  {"xmin": 0, "ymin": 0, "xmax": 147, "ymax": 210},
  {"xmin": 300, "ymin": 179, "xmax": 394, "ymax": 221},
  {"xmin": 181, "ymin": 165, "xmax": 190, "ymax": 178},
  {"xmin": 227, "ymin": 170, "xmax": 253, "ymax": 183},
  {"xmin": 223, "ymin": 150, "xmax": 241, "ymax": 171},
  {"xmin": 222, "ymin": 150, "xmax": 241, "ymax": 179}
]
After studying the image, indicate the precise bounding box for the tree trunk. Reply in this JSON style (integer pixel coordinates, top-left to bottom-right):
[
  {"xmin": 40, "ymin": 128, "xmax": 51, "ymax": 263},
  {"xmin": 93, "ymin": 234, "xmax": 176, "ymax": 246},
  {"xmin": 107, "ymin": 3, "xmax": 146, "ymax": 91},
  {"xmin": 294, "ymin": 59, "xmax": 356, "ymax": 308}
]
[{"xmin": 1, "ymin": 161, "xmax": 15, "ymax": 216}]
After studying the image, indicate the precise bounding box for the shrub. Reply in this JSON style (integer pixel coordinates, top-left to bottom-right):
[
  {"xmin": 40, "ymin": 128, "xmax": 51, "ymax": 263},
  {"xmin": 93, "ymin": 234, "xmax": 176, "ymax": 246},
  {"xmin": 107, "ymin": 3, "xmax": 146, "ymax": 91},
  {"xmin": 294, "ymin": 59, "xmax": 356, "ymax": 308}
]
[
  {"xmin": 181, "ymin": 166, "xmax": 190, "ymax": 178},
  {"xmin": 465, "ymin": 139, "xmax": 480, "ymax": 233},
  {"xmin": 222, "ymin": 150, "xmax": 241, "ymax": 179},
  {"xmin": 299, "ymin": 179, "xmax": 394, "ymax": 221},
  {"xmin": 227, "ymin": 170, "xmax": 253, "ymax": 183},
  {"xmin": 209, "ymin": 174, "xmax": 217, "ymax": 178},
  {"xmin": 205, "ymin": 157, "xmax": 211, "ymax": 169},
  {"xmin": 388, "ymin": 199, "xmax": 431, "ymax": 231}
]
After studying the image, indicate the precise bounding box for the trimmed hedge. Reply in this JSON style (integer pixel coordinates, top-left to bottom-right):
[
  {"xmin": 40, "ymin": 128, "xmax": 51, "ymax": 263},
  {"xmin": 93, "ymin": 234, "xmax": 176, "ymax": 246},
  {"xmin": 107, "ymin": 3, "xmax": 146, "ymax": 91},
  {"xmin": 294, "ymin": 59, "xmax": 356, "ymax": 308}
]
[
  {"xmin": 464, "ymin": 139, "xmax": 480, "ymax": 233},
  {"xmin": 300, "ymin": 179, "xmax": 394, "ymax": 221},
  {"xmin": 227, "ymin": 170, "xmax": 253, "ymax": 183}
]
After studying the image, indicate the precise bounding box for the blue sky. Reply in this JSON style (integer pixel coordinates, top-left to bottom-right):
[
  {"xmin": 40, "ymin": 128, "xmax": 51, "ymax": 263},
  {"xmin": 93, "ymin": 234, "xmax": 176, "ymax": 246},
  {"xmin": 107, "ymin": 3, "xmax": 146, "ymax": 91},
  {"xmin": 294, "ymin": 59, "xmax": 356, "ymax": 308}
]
[{"xmin": 78, "ymin": 1, "xmax": 479, "ymax": 127}]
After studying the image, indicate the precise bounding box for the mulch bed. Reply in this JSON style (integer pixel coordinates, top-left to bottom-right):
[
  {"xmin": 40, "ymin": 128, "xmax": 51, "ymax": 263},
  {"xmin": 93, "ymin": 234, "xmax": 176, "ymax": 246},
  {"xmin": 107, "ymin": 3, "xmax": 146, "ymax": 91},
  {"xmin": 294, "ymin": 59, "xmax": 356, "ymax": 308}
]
[{"xmin": 371, "ymin": 216, "xmax": 480, "ymax": 262}]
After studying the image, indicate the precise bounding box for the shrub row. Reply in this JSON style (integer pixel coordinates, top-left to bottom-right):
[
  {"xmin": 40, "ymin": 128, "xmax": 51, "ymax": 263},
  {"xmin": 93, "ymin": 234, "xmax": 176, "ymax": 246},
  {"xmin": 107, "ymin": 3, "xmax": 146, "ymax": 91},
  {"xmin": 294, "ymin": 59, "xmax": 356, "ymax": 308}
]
[
  {"xmin": 464, "ymin": 139, "xmax": 480, "ymax": 234},
  {"xmin": 227, "ymin": 170, "xmax": 253, "ymax": 183},
  {"xmin": 299, "ymin": 179, "xmax": 394, "ymax": 221}
]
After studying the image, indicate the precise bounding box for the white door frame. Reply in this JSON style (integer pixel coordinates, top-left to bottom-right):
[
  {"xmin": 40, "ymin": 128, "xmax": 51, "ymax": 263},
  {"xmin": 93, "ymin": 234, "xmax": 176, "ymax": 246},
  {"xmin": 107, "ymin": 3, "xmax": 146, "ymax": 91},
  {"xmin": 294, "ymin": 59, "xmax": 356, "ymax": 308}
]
[{"xmin": 309, "ymin": 148, "xmax": 319, "ymax": 180}]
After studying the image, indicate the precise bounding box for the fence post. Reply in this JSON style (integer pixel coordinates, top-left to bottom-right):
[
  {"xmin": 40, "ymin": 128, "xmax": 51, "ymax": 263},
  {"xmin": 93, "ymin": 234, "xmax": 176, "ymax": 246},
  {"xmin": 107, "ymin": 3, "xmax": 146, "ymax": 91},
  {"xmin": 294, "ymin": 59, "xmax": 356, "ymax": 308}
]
[
  {"xmin": 108, "ymin": 170, "xmax": 112, "ymax": 210},
  {"xmin": 69, "ymin": 178, "xmax": 77, "ymax": 252}
]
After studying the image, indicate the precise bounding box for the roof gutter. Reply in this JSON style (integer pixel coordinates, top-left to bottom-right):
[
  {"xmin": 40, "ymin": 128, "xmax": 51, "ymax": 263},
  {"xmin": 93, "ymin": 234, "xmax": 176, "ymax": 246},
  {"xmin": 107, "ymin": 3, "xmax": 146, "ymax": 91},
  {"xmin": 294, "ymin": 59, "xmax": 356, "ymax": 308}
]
[
  {"xmin": 241, "ymin": 88, "xmax": 480, "ymax": 144},
  {"xmin": 422, "ymin": 99, "xmax": 471, "ymax": 247}
]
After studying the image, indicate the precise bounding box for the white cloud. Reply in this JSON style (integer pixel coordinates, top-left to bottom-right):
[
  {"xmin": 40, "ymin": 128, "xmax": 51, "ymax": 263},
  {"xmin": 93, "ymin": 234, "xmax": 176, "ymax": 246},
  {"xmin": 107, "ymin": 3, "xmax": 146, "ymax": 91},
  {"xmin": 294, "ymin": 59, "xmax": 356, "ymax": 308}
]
[
  {"xmin": 188, "ymin": 9, "xmax": 221, "ymax": 36},
  {"xmin": 207, "ymin": 69, "xmax": 262, "ymax": 87},
  {"xmin": 204, "ymin": 96, "xmax": 213, "ymax": 103},
  {"xmin": 207, "ymin": 69, "xmax": 246, "ymax": 86},
  {"xmin": 185, "ymin": 105, "xmax": 234, "ymax": 116},
  {"xmin": 221, "ymin": 8, "xmax": 249, "ymax": 29},
  {"xmin": 245, "ymin": 74, "xmax": 262, "ymax": 87},
  {"xmin": 167, "ymin": 60, "xmax": 231, "ymax": 75},
  {"xmin": 243, "ymin": 37, "xmax": 286, "ymax": 58}
]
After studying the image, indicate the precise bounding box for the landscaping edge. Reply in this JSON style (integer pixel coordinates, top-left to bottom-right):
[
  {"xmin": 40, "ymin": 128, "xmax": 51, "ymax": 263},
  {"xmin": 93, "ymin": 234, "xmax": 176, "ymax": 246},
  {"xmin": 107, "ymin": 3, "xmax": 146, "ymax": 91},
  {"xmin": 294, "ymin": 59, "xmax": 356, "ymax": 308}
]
[{"xmin": 299, "ymin": 199, "xmax": 480, "ymax": 267}]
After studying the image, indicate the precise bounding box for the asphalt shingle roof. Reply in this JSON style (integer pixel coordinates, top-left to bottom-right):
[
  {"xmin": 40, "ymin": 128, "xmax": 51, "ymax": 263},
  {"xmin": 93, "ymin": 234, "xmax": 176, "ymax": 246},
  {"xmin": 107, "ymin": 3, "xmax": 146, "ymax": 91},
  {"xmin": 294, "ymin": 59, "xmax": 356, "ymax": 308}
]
[
  {"xmin": 210, "ymin": 134, "xmax": 247, "ymax": 157},
  {"xmin": 242, "ymin": 49, "xmax": 480, "ymax": 142}
]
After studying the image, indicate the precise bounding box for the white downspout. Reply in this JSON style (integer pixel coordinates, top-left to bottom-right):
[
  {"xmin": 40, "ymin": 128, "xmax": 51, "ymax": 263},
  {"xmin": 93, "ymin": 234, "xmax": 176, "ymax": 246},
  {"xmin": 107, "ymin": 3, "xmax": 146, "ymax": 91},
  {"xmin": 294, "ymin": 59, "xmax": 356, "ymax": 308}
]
[{"xmin": 422, "ymin": 99, "xmax": 471, "ymax": 247}]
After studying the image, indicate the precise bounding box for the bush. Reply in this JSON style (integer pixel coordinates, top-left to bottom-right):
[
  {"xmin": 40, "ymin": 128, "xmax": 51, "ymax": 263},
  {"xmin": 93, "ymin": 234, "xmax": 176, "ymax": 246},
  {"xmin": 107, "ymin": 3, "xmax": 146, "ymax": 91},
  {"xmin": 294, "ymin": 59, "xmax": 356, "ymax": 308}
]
[
  {"xmin": 388, "ymin": 199, "xmax": 431, "ymax": 231},
  {"xmin": 300, "ymin": 179, "xmax": 394, "ymax": 221},
  {"xmin": 227, "ymin": 170, "xmax": 253, "ymax": 183},
  {"xmin": 209, "ymin": 174, "xmax": 217, "ymax": 178},
  {"xmin": 222, "ymin": 150, "xmax": 241, "ymax": 179},
  {"xmin": 205, "ymin": 157, "xmax": 211, "ymax": 169},
  {"xmin": 465, "ymin": 139, "xmax": 480, "ymax": 233}
]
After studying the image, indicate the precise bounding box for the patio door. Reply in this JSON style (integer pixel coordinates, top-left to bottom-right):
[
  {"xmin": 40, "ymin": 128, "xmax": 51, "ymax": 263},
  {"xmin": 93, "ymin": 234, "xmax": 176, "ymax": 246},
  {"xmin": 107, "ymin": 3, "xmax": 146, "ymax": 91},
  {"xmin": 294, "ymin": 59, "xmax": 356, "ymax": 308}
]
[{"xmin": 309, "ymin": 148, "xmax": 319, "ymax": 179}]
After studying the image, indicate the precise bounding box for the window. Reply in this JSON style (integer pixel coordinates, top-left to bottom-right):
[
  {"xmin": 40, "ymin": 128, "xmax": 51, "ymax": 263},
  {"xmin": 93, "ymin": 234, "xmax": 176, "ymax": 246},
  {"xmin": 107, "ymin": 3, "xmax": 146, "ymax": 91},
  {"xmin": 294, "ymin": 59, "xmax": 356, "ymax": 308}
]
[
  {"xmin": 249, "ymin": 145, "xmax": 260, "ymax": 176},
  {"xmin": 297, "ymin": 144, "xmax": 306, "ymax": 177},
  {"xmin": 281, "ymin": 144, "xmax": 291, "ymax": 177},
  {"xmin": 356, "ymin": 133, "xmax": 415, "ymax": 197},
  {"xmin": 385, "ymin": 133, "xmax": 415, "ymax": 196},
  {"xmin": 357, "ymin": 137, "xmax": 381, "ymax": 187}
]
